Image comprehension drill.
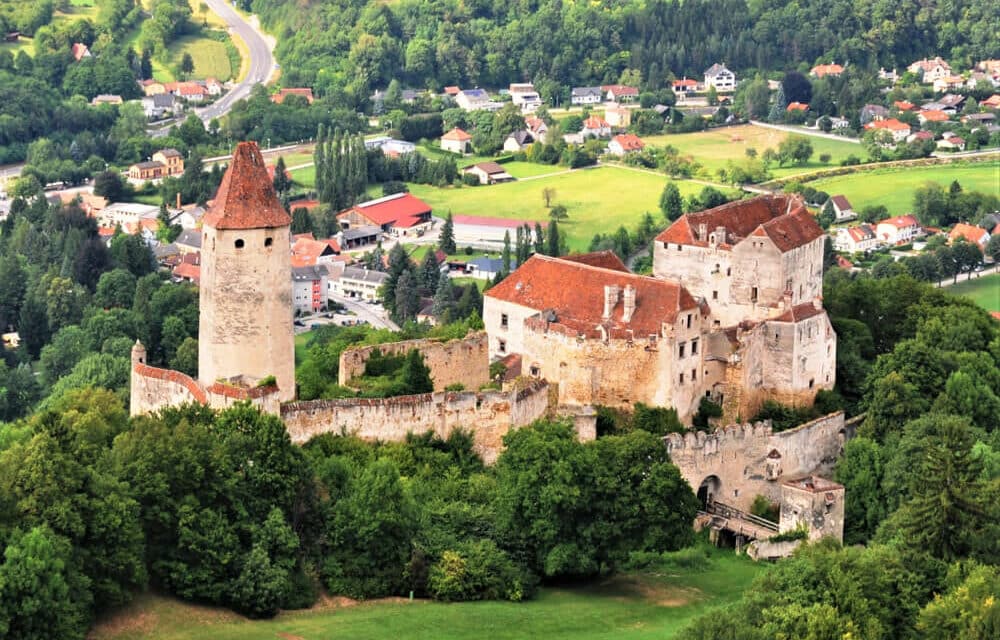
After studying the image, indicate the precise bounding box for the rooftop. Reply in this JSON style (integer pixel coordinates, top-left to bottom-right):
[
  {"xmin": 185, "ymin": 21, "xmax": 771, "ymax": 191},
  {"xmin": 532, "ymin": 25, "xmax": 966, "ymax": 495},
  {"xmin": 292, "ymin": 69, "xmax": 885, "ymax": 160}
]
[
  {"xmin": 452, "ymin": 214, "xmax": 540, "ymax": 229},
  {"xmin": 656, "ymin": 195, "xmax": 823, "ymax": 253},
  {"xmin": 485, "ymin": 253, "xmax": 698, "ymax": 338},
  {"xmin": 339, "ymin": 192, "xmax": 432, "ymax": 226},
  {"xmin": 202, "ymin": 141, "xmax": 292, "ymax": 230}
]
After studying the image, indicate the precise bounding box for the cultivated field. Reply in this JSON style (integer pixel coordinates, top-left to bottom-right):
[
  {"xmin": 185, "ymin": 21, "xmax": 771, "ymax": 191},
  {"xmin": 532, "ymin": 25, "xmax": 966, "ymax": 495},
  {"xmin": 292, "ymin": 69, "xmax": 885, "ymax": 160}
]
[
  {"xmin": 409, "ymin": 166, "xmax": 716, "ymax": 251},
  {"xmin": 810, "ymin": 162, "xmax": 999, "ymax": 216},
  {"xmin": 642, "ymin": 124, "xmax": 862, "ymax": 180},
  {"xmin": 90, "ymin": 550, "xmax": 762, "ymax": 640},
  {"xmin": 946, "ymin": 273, "xmax": 1000, "ymax": 312}
]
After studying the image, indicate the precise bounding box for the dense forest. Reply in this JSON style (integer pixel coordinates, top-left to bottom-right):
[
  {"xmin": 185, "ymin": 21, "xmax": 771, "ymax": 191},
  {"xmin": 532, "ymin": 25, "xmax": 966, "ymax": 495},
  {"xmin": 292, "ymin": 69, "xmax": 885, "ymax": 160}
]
[{"xmin": 249, "ymin": 0, "xmax": 998, "ymax": 99}]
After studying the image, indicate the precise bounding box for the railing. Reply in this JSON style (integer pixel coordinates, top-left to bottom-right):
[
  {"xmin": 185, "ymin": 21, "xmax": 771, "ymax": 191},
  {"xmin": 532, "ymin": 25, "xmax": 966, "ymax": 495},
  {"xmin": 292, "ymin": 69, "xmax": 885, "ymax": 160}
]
[{"xmin": 707, "ymin": 500, "xmax": 779, "ymax": 532}]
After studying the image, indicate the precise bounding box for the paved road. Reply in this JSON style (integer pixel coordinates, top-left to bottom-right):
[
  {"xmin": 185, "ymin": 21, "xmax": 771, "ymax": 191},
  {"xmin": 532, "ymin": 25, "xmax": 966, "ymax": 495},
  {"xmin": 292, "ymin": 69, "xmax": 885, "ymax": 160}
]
[
  {"xmin": 330, "ymin": 295, "xmax": 400, "ymax": 331},
  {"xmin": 151, "ymin": 0, "xmax": 275, "ymax": 136}
]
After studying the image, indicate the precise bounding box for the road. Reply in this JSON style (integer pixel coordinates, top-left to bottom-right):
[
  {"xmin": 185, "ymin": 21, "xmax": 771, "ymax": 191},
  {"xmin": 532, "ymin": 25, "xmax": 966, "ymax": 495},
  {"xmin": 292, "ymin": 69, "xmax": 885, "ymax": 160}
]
[
  {"xmin": 150, "ymin": 0, "xmax": 276, "ymax": 136},
  {"xmin": 330, "ymin": 295, "xmax": 400, "ymax": 331}
]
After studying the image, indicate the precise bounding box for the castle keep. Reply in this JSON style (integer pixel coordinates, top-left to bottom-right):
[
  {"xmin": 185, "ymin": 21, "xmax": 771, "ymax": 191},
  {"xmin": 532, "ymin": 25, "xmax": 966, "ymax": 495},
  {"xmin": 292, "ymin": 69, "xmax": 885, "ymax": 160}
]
[{"xmin": 483, "ymin": 195, "xmax": 836, "ymax": 423}]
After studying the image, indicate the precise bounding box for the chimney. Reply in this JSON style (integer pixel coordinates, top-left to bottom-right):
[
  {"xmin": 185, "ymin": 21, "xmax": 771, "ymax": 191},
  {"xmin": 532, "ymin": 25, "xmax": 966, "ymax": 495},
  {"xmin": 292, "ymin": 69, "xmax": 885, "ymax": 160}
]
[
  {"xmin": 698, "ymin": 223, "xmax": 708, "ymax": 241},
  {"xmin": 622, "ymin": 285, "xmax": 636, "ymax": 323},
  {"xmin": 602, "ymin": 284, "xmax": 620, "ymax": 320},
  {"xmin": 176, "ymin": 191, "xmax": 181, "ymax": 209}
]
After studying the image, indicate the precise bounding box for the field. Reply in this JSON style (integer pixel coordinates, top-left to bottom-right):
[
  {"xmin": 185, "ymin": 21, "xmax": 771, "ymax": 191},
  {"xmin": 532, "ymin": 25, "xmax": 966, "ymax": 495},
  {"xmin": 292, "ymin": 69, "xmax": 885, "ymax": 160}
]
[
  {"xmin": 810, "ymin": 162, "xmax": 999, "ymax": 216},
  {"xmin": 90, "ymin": 550, "xmax": 763, "ymax": 640},
  {"xmin": 641, "ymin": 124, "xmax": 862, "ymax": 180},
  {"xmin": 946, "ymin": 273, "xmax": 1000, "ymax": 312},
  {"xmin": 409, "ymin": 166, "xmax": 717, "ymax": 251},
  {"xmin": 165, "ymin": 33, "xmax": 233, "ymax": 81}
]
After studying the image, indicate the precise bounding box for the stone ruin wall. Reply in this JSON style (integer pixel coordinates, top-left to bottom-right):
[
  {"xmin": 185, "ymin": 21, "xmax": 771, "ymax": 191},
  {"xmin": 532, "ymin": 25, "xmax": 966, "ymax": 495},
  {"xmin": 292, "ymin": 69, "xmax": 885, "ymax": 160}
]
[
  {"xmin": 131, "ymin": 363, "xmax": 282, "ymax": 417},
  {"xmin": 281, "ymin": 379, "xmax": 552, "ymax": 464},
  {"xmin": 664, "ymin": 411, "xmax": 855, "ymax": 512},
  {"xmin": 338, "ymin": 332, "xmax": 489, "ymax": 392}
]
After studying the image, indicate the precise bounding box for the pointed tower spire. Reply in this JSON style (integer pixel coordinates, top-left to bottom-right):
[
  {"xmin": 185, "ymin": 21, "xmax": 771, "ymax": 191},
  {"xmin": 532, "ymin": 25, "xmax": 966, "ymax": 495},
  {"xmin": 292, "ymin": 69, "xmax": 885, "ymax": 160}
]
[{"xmin": 203, "ymin": 141, "xmax": 292, "ymax": 230}]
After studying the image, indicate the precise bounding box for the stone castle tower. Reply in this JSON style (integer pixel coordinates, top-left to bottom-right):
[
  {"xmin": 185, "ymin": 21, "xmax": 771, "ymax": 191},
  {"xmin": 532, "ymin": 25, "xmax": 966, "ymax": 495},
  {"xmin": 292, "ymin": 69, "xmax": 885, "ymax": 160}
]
[{"xmin": 198, "ymin": 141, "xmax": 295, "ymax": 401}]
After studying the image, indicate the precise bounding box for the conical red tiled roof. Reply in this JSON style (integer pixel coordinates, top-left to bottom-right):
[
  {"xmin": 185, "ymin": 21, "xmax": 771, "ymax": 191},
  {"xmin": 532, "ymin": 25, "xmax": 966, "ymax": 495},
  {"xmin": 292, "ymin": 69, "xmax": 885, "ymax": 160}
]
[{"xmin": 203, "ymin": 141, "xmax": 292, "ymax": 230}]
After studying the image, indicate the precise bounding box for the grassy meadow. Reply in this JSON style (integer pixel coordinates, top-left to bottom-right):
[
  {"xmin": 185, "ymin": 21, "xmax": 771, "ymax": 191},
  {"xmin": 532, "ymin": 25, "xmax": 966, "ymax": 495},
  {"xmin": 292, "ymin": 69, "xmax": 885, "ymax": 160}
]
[
  {"xmin": 165, "ymin": 33, "xmax": 233, "ymax": 81},
  {"xmin": 641, "ymin": 124, "xmax": 862, "ymax": 180},
  {"xmin": 810, "ymin": 162, "xmax": 999, "ymax": 216},
  {"xmin": 946, "ymin": 273, "xmax": 1000, "ymax": 312},
  {"xmin": 90, "ymin": 548, "xmax": 763, "ymax": 640},
  {"xmin": 409, "ymin": 166, "xmax": 716, "ymax": 251}
]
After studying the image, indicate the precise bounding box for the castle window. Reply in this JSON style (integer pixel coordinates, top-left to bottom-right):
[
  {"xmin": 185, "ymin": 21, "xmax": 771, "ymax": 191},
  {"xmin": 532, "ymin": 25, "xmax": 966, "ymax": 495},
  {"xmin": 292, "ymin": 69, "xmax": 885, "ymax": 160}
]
[
  {"xmin": 726, "ymin": 267, "xmax": 731, "ymax": 276},
  {"xmin": 691, "ymin": 368, "xmax": 697, "ymax": 380},
  {"xmin": 712, "ymin": 263, "xmax": 720, "ymax": 273},
  {"xmin": 497, "ymin": 339, "xmax": 507, "ymax": 354},
  {"xmin": 265, "ymin": 237, "xmax": 273, "ymax": 247},
  {"xmin": 677, "ymin": 244, "xmax": 682, "ymax": 251},
  {"xmin": 809, "ymin": 378, "xmax": 815, "ymax": 389},
  {"xmin": 235, "ymin": 239, "xmax": 245, "ymax": 249},
  {"xmin": 679, "ymin": 373, "xmax": 685, "ymax": 384},
  {"xmin": 712, "ymin": 290, "xmax": 718, "ymax": 300},
  {"xmin": 678, "ymin": 342, "xmax": 686, "ymax": 358},
  {"xmin": 530, "ymin": 365, "xmax": 540, "ymax": 377},
  {"xmin": 751, "ymin": 287, "xmax": 758, "ymax": 302},
  {"xmin": 691, "ymin": 339, "xmax": 699, "ymax": 355},
  {"xmin": 686, "ymin": 313, "xmax": 692, "ymax": 328},
  {"xmin": 500, "ymin": 313, "xmax": 509, "ymax": 329}
]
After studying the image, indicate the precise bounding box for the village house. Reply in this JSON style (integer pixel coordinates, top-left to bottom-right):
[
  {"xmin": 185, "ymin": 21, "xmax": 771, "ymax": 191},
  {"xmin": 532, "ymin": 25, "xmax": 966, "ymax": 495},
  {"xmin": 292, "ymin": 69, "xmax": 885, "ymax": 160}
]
[
  {"xmin": 440, "ymin": 127, "xmax": 472, "ymax": 154},
  {"xmin": 570, "ymin": 86, "xmax": 603, "ymax": 105},
  {"xmin": 174, "ymin": 82, "xmax": 207, "ymax": 102},
  {"xmin": 524, "ymin": 116, "xmax": 548, "ymax": 143},
  {"xmin": 865, "ymin": 118, "xmax": 911, "ymax": 142},
  {"xmin": 467, "ymin": 257, "xmax": 516, "ymax": 280},
  {"xmin": 938, "ymin": 94, "xmax": 966, "ymax": 111},
  {"xmin": 204, "ymin": 78, "xmax": 223, "ymax": 96},
  {"xmin": 329, "ymin": 266, "xmax": 387, "ymax": 302},
  {"xmin": 948, "ymin": 223, "xmax": 990, "ymax": 252},
  {"xmin": 271, "ymin": 88, "xmax": 314, "ymax": 104},
  {"xmin": 893, "ymin": 100, "xmax": 917, "ymax": 112},
  {"xmin": 462, "ymin": 161, "xmax": 516, "ymax": 185},
  {"xmin": 607, "ymin": 133, "xmax": 645, "ymax": 156},
  {"xmin": 604, "ymin": 104, "xmax": 632, "ymax": 127},
  {"xmin": 832, "ymin": 224, "xmax": 877, "ymax": 253},
  {"xmin": 918, "ymin": 109, "xmax": 950, "ymax": 124},
  {"xmin": 878, "ymin": 67, "xmax": 898, "ymax": 83},
  {"xmin": 452, "ymin": 215, "xmax": 538, "ymax": 250},
  {"xmin": 96, "ymin": 202, "xmax": 160, "ymax": 229},
  {"xmin": 933, "ymin": 75, "xmax": 966, "ymax": 93},
  {"xmin": 962, "ymin": 112, "xmax": 996, "ymax": 128},
  {"xmin": 456, "ymin": 88, "xmax": 500, "ymax": 111},
  {"xmin": 907, "ymin": 130, "xmax": 935, "ymax": 144},
  {"xmin": 810, "ymin": 63, "xmax": 844, "ymax": 78},
  {"xmin": 141, "ymin": 94, "xmax": 179, "ymax": 119},
  {"xmin": 936, "ymin": 134, "xmax": 966, "ymax": 151},
  {"xmin": 172, "ymin": 253, "xmax": 201, "ymax": 285},
  {"xmin": 876, "ymin": 215, "xmax": 923, "ymax": 245},
  {"xmin": 601, "ymin": 84, "xmax": 639, "ymax": 102},
  {"xmin": 485, "ymin": 196, "xmax": 836, "ymax": 423},
  {"xmin": 175, "ymin": 228, "xmax": 202, "ymax": 254},
  {"xmin": 292, "ymin": 264, "xmax": 330, "ymax": 313},
  {"xmin": 672, "ymin": 78, "xmax": 699, "ymax": 95},
  {"xmin": 337, "ymin": 192, "xmax": 433, "ymax": 236},
  {"xmin": 580, "ymin": 115, "xmax": 612, "ymax": 139},
  {"xmin": 291, "ymin": 235, "xmax": 342, "ymax": 268},
  {"xmin": 908, "ymin": 57, "xmax": 952, "ymax": 83},
  {"xmin": 981, "ymin": 94, "xmax": 1000, "ymax": 109},
  {"xmin": 828, "ymin": 195, "xmax": 857, "ymax": 222},
  {"xmin": 786, "ymin": 102, "xmax": 809, "ymax": 113},
  {"xmin": 71, "ymin": 42, "xmax": 91, "ymax": 61},
  {"xmin": 703, "ymin": 63, "xmax": 736, "ymax": 91},
  {"xmin": 503, "ymin": 130, "xmax": 535, "ymax": 152},
  {"xmin": 509, "ymin": 83, "xmax": 542, "ymax": 112},
  {"xmin": 126, "ymin": 148, "xmax": 185, "ymax": 184},
  {"xmin": 364, "ymin": 136, "xmax": 416, "ymax": 156}
]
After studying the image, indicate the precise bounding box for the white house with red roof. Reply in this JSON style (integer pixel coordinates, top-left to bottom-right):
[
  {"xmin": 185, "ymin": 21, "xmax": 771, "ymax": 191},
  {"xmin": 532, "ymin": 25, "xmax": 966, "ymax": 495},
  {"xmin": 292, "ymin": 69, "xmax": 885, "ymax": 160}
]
[
  {"xmin": 71, "ymin": 42, "xmax": 91, "ymax": 61},
  {"xmin": 336, "ymin": 192, "xmax": 433, "ymax": 236},
  {"xmin": 607, "ymin": 133, "xmax": 645, "ymax": 156},
  {"xmin": 865, "ymin": 118, "xmax": 911, "ymax": 142},
  {"xmin": 948, "ymin": 223, "xmax": 990, "ymax": 252},
  {"xmin": 876, "ymin": 215, "xmax": 923, "ymax": 245},
  {"xmin": 440, "ymin": 127, "xmax": 472, "ymax": 154},
  {"xmin": 908, "ymin": 57, "xmax": 952, "ymax": 83},
  {"xmin": 832, "ymin": 224, "xmax": 877, "ymax": 253},
  {"xmin": 672, "ymin": 78, "xmax": 699, "ymax": 94},
  {"xmin": 601, "ymin": 85, "xmax": 639, "ymax": 102},
  {"xmin": 580, "ymin": 115, "xmax": 611, "ymax": 139}
]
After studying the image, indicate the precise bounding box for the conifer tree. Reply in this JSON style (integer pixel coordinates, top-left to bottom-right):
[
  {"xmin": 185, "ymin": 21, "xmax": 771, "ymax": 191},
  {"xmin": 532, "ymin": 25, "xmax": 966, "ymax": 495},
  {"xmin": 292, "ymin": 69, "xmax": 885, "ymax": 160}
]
[
  {"xmin": 418, "ymin": 250, "xmax": 440, "ymax": 295},
  {"xmin": 546, "ymin": 220, "xmax": 560, "ymax": 256},
  {"xmin": 768, "ymin": 84, "xmax": 787, "ymax": 123},
  {"xmin": 381, "ymin": 244, "xmax": 412, "ymax": 316},
  {"xmin": 502, "ymin": 230, "xmax": 512, "ymax": 273},
  {"xmin": 439, "ymin": 213, "xmax": 456, "ymax": 254},
  {"xmin": 394, "ymin": 270, "xmax": 420, "ymax": 323},
  {"xmin": 432, "ymin": 276, "xmax": 455, "ymax": 322},
  {"xmin": 314, "ymin": 124, "xmax": 326, "ymax": 197},
  {"xmin": 534, "ymin": 222, "xmax": 545, "ymax": 254}
]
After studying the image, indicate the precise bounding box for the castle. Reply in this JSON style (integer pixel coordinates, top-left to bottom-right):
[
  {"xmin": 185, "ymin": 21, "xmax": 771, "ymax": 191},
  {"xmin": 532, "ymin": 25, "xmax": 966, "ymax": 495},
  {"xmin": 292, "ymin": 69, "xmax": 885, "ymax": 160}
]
[
  {"xmin": 482, "ymin": 194, "xmax": 836, "ymax": 423},
  {"xmin": 131, "ymin": 141, "xmax": 293, "ymax": 415}
]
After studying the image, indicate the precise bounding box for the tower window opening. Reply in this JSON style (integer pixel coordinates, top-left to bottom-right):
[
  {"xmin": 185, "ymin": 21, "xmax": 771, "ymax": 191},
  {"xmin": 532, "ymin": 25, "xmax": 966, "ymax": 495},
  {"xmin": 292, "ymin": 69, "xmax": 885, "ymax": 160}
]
[
  {"xmin": 264, "ymin": 237, "xmax": 273, "ymax": 247},
  {"xmin": 235, "ymin": 239, "xmax": 245, "ymax": 249}
]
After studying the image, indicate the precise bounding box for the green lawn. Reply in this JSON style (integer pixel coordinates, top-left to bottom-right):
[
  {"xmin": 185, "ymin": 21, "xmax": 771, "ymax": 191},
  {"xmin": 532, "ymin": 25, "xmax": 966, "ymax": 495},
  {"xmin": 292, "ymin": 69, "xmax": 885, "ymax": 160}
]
[
  {"xmin": 642, "ymin": 124, "xmax": 862, "ymax": 180},
  {"xmin": 810, "ymin": 162, "xmax": 1000, "ymax": 216},
  {"xmin": 295, "ymin": 332, "xmax": 312, "ymax": 366},
  {"xmin": 409, "ymin": 166, "xmax": 716, "ymax": 251},
  {"xmin": 945, "ymin": 273, "xmax": 1000, "ymax": 312},
  {"xmin": 166, "ymin": 33, "xmax": 233, "ymax": 81},
  {"xmin": 91, "ymin": 551, "xmax": 763, "ymax": 640},
  {"xmin": 291, "ymin": 165, "xmax": 316, "ymax": 189}
]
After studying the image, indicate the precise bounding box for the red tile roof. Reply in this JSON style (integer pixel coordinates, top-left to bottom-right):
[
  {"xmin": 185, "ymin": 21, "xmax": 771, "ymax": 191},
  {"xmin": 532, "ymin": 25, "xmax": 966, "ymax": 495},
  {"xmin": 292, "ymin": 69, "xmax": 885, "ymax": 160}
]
[
  {"xmin": 559, "ymin": 251, "xmax": 629, "ymax": 272},
  {"xmin": 176, "ymin": 82, "xmax": 206, "ymax": 96},
  {"xmin": 611, "ymin": 134, "xmax": 645, "ymax": 151},
  {"xmin": 810, "ymin": 63, "xmax": 843, "ymax": 78},
  {"xmin": 982, "ymin": 94, "xmax": 1000, "ymax": 108},
  {"xmin": 583, "ymin": 115, "xmax": 609, "ymax": 129},
  {"xmin": 172, "ymin": 262, "xmax": 201, "ymax": 284},
  {"xmin": 835, "ymin": 255, "xmax": 854, "ymax": 269},
  {"xmin": 920, "ymin": 109, "xmax": 949, "ymax": 122},
  {"xmin": 291, "ymin": 237, "xmax": 337, "ymax": 265},
  {"xmin": 867, "ymin": 118, "xmax": 910, "ymax": 131},
  {"xmin": 485, "ymin": 254, "xmax": 698, "ymax": 339},
  {"xmin": 948, "ymin": 223, "xmax": 989, "ymax": 248},
  {"xmin": 271, "ymin": 88, "xmax": 314, "ymax": 104},
  {"xmin": 830, "ymin": 195, "xmax": 852, "ymax": 211},
  {"xmin": 672, "ymin": 78, "xmax": 698, "ymax": 88},
  {"xmin": 894, "ymin": 100, "xmax": 916, "ymax": 111},
  {"xmin": 601, "ymin": 84, "xmax": 639, "ymax": 96},
  {"xmin": 71, "ymin": 42, "xmax": 90, "ymax": 61},
  {"xmin": 444, "ymin": 86, "xmax": 460, "ymax": 95},
  {"xmin": 786, "ymin": 101, "xmax": 809, "ymax": 111},
  {"xmin": 441, "ymin": 127, "xmax": 472, "ymax": 141},
  {"xmin": 773, "ymin": 300, "xmax": 826, "ymax": 322},
  {"xmin": 203, "ymin": 141, "xmax": 292, "ymax": 230},
  {"xmin": 393, "ymin": 215, "xmax": 427, "ymax": 229},
  {"xmin": 338, "ymin": 192, "xmax": 431, "ymax": 227},
  {"xmin": 288, "ymin": 199, "xmax": 320, "ymax": 211},
  {"xmin": 656, "ymin": 195, "xmax": 821, "ymax": 253},
  {"xmin": 878, "ymin": 214, "xmax": 919, "ymax": 229}
]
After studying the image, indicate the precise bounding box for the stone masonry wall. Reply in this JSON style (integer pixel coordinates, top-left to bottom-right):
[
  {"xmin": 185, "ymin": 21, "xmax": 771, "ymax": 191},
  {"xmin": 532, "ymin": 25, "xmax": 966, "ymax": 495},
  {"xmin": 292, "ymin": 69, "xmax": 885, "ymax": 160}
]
[
  {"xmin": 663, "ymin": 411, "xmax": 850, "ymax": 512},
  {"xmin": 338, "ymin": 332, "xmax": 489, "ymax": 392},
  {"xmin": 131, "ymin": 363, "xmax": 207, "ymax": 416},
  {"xmin": 280, "ymin": 379, "xmax": 550, "ymax": 464}
]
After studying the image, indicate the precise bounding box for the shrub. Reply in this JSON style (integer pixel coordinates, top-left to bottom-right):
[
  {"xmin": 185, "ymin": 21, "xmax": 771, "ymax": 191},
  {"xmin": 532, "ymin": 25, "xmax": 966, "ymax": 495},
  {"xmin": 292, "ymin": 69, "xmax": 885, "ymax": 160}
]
[
  {"xmin": 461, "ymin": 173, "xmax": 480, "ymax": 186},
  {"xmin": 444, "ymin": 383, "xmax": 465, "ymax": 392},
  {"xmin": 427, "ymin": 540, "xmax": 532, "ymax": 602},
  {"xmin": 769, "ymin": 526, "xmax": 808, "ymax": 543},
  {"xmin": 750, "ymin": 495, "xmax": 780, "ymax": 523}
]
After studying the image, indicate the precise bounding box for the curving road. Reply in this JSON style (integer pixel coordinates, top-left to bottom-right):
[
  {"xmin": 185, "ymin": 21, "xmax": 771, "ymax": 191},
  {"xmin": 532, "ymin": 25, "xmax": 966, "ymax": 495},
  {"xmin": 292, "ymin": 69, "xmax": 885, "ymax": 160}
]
[{"xmin": 150, "ymin": 0, "xmax": 276, "ymax": 136}]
